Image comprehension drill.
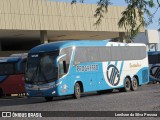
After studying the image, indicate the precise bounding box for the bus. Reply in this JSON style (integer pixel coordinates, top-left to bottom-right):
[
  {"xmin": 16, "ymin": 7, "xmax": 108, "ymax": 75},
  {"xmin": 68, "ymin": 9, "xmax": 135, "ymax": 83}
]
[
  {"xmin": 148, "ymin": 51, "xmax": 160, "ymax": 82},
  {"xmin": 0, "ymin": 53, "xmax": 27, "ymax": 97},
  {"xmin": 25, "ymin": 40, "xmax": 149, "ymax": 101}
]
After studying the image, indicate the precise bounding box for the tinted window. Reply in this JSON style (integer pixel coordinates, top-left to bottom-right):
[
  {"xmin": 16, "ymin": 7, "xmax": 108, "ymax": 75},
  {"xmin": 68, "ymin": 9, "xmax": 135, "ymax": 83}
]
[
  {"xmin": 40, "ymin": 54, "xmax": 57, "ymax": 81},
  {"xmin": 99, "ymin": 47, "xmax": 112, "ymax": 61},
  {"xmin": 60, "ymin": 47, "xmax": 72, "ymax": 65},
  {"xmin": 25, "ymin": 52, "xmax": 58, "ymax": 84},
  {"xmin": 111, "ymin": 46, "xmax": 146, "ymax": 61},
  {"xmin": 74, "ymin": 47, "xmax": 88, "ymax": 64},
  {"xmin": 148, "ymin": 54, "xmax": 160, "ymax": 64},
  {"xmin": 74, "ymin": 46, "xmax": 146, "ymax": 63},
  {"xmin": 20, "ymin": 59, "xmax": 27, "ymax": 73},
  {"xmin": 0, "ymin": 63, "xmax": 15, "ymax": 75},
  {"xmin": 15, "ymin": 59, "xmax": 27, "ymax": 74}
]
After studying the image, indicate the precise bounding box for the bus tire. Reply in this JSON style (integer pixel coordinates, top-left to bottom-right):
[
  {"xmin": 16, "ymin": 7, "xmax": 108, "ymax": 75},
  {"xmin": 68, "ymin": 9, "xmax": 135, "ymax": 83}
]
[
  {"xmin": 120, "ymin": 77, "xmax": 131, "ymax": 92},
  {"xmin": 45, "ymin": 97, "xmax": 53, "ymax": 101},
  {"xmin": 73, "ymin": 83, "xmax": 81, "ymax": 99},
  {"xmin": 131, "ymin": 77, "xmax": 138, "ymax": 91},
  {"xmin": 0, "ymin": 89, "xmax": 3, "ymax": 98},
  {"xmin": 153, "ymin": 81, "xmax": 157, "ymax": 84}
]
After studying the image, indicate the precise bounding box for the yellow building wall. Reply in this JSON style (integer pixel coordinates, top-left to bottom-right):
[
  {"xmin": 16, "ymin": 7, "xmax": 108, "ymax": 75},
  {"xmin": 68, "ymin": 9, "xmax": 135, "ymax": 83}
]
[{"xmin": 0, "ymin": 0, "xmax": 144, "ymax": 32}]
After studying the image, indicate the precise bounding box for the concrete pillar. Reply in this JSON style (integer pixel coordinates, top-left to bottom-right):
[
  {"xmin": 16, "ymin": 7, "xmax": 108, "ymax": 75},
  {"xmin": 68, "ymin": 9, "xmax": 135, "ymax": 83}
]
[
  {"xmin": 119, "ymin": 32, "xmax": 126, "ymax": 43},
  {"xmin": 40, "ymin": 30, "xmax": 48, "ymax": 44},
  {"xmin": 154, "ymin": 43, "xmax": 158, "ymax": 51}
]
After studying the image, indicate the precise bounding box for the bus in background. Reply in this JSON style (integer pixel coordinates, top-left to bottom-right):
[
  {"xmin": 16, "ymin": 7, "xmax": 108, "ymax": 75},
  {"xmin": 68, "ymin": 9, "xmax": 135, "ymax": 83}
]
[
  {"xmin": 148, "ymin": 51, "xmax": 160, "ymax": 83},
  {"xmin": 25, "ymin": 41, "xmax": 149, "ymax": 101},
  {"xmin": 0, "ymin": 53, "xmax": 27, "ymax": 97}
]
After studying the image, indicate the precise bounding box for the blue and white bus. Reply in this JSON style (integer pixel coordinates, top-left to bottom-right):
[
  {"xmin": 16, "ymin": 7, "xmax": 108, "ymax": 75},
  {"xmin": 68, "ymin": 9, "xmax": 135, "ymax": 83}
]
[
  {"xmin": 148, "ymin": 51, "xmax": 160, "ymax": 82},
  {"xmin": 25, "ymin": 40, "xmax": 149, "ymax": 101}
]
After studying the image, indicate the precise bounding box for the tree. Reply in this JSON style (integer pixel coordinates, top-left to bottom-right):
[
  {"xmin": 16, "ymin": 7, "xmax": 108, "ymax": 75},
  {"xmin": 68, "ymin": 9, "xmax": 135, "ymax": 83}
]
[{"xmin": 71, "ymin": 0, "xmax": 160, "ymax": 41}]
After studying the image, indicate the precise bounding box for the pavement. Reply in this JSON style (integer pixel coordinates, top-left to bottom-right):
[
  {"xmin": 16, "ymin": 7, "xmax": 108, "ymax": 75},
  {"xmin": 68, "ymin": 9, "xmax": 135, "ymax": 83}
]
[{"xmin": 0, "ymin": 84, "xmax": 160, "ymax": 119}]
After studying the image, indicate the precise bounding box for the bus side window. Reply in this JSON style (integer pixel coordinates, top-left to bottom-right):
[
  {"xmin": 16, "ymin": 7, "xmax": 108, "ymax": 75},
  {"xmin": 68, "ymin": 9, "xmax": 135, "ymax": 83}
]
[
  {"xmin": 21, "ymin": 61, "xmax": 27, "ymax": 73},
  {"xmin": 58, "ymin": 59, "xmax": 68, "ymax": 78}
]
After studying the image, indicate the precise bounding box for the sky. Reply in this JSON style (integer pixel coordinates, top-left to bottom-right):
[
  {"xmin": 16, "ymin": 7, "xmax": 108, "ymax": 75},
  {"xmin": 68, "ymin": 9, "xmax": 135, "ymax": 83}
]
[{"xmin": 49, "ymin": 0, "xmax": 160, "ymax": 39}]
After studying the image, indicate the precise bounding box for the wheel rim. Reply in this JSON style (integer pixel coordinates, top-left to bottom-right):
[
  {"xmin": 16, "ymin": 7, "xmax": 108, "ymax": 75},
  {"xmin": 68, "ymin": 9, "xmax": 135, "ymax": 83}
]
[
  {"xmin": 133, "ymin": 79, "xmax": 137, "ymax": 88},
  {"xmin": 125, "ymin": 80, "xmax": 130, "ymax": 89}
]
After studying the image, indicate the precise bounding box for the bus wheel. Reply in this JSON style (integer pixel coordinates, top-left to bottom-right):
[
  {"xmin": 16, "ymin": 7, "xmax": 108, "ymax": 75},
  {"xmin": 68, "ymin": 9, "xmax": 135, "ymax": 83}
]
[
  {"xmin": 153, "ymin": 81, "xmax": 157, "ymax": 84},
  {"xmin": 0, "ymin": 89, "xmax": 3, "ymax": 98},
  {"xmin": 131, "ymin": 77, "xmax": 138, "ymax": 91},
  {"xmin": 73, "ymin": 83, "xmax": 81, "ymax": 99},
  {"xmin": 120, "ymin": 78, "xmax": 131, "ymax": 92},
  {"xmin": 124, "ymin": 78, "xmax": 131, "ymax": 92},
  {"xmin": 45, "ymin": 97, "xmax": 53, "ymax": 101}
]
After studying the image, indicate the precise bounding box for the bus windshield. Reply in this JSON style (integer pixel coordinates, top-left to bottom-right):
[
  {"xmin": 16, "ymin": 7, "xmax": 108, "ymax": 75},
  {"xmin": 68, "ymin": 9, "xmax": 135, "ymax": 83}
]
[{"xmin": 25, "ymin": 52, "xmax": 58, "ymax": 84}]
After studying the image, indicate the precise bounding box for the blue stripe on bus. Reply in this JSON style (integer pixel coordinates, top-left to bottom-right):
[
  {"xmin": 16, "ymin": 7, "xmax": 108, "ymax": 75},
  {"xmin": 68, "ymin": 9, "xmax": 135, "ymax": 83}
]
[
  {"xmin": 120, "ymin": 61, "xmax": 124, "ymax": 76},
  {"xmin": 115, "ymin": 61, "xmax": 118, "ymax": 66}
]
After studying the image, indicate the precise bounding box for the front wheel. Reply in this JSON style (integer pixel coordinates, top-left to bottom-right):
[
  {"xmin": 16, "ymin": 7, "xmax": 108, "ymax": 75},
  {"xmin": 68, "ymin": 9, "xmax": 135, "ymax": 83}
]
[
  {"xmin": 73, "ymin": 83, "xmax": 81, "ymax": 99},
  {"xmin": 45, "ymin": 97, "xmax": 53, "ymax": 101},
  {"xmin": 131, "ymin": 77, "xmax": 138, "ymax": 91}
]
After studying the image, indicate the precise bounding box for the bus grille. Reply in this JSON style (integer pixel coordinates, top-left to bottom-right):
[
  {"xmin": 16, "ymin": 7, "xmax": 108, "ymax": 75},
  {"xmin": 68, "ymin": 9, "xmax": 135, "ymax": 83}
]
[{"xmin": 142, "ymin": 70, "xmax": 148, "ymax": 83}]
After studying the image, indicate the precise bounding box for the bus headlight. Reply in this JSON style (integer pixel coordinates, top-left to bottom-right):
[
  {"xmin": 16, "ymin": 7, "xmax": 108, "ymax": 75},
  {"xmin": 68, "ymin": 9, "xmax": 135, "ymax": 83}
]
[
  {"xmin": 52, "ymin": 91, "xmax": 56, "ymax": 94},
  {"xmin": 53, "ymin": 81, "xmax": 62, "ymax": 87}
]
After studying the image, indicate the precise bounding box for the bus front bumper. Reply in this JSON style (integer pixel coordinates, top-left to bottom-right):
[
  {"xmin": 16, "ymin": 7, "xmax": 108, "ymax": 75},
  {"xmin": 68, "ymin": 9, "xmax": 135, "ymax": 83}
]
[
  {"xmin": 26, "ymin": 88, "xmax": 58, "ymax": 97},
  {"xmin": 25, "ymin": 83, "xmax": 58, "ymax": 97}
]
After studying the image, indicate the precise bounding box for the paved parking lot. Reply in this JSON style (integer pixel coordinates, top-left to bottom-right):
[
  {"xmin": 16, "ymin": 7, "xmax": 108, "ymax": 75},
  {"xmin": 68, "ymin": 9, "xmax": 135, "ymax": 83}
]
[{"xmin": 0, "ymin": 84, "xmax": 160, "ymax": 119}]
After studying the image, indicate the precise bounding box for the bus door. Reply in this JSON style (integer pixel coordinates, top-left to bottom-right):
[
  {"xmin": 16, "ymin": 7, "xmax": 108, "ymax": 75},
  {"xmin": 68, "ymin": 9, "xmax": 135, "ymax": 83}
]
[{"xmin": 58, "ymin": 54, "xmax": 71, "ymax": 94}]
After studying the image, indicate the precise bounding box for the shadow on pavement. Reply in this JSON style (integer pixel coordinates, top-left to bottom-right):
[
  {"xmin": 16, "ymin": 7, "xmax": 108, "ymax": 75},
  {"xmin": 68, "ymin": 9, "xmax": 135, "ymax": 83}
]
[{"xmin": 0, "ymin": 90, "xmax": 121, "ymax": 107}]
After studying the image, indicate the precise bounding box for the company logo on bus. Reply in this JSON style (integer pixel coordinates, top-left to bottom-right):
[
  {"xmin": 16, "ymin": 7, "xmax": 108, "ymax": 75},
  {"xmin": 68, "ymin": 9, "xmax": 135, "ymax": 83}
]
[
  {"xmin": 106, "ymin": 64, "xmax": 120, "ymax": 86},
  {"xmin": 31, "ymin": 54, "xmax": 39, "ymax": 58},
  {"xmin": 150, "ymin": 65, "xmax": 160, "ymax": 80}
]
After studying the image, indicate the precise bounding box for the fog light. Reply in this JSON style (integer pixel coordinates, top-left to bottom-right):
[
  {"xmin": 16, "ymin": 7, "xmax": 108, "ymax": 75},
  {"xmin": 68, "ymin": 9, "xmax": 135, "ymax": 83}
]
[{"xmin": 52, "ymin": 91, "xmax": 56, "ymax": 94}]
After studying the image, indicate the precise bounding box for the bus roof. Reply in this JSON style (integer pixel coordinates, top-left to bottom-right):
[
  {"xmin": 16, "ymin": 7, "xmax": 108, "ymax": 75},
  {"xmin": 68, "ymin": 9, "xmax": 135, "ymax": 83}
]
[
  {"xmin": 29, "ymin": 40, "xmax": 110, "ymax": 53},
  {"xmin": 29, "ymin": 40, "xmax": 146, "ymax": 53},
  {"xmin": 10, "ymin": 53, "xmax": 28, "ymax": 57},
  {"xmin": 0, "ymin": 57, "xmax": 20, "ymax": 63},
  {"xmin": 148, "ymin": 51, "xmax": 160, "ymax": 55},
  {"xmin": 0, "ymin": 54, "xmax": 27, "ymax": 63}
]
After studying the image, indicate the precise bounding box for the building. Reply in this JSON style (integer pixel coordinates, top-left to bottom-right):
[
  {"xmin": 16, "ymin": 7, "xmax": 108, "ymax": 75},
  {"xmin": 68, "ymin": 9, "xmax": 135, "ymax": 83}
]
[
  {"xmin": 0, "ymin": 0, "xmax": 144, "ymax": 56},
  {"xmin": 133, "ymin": 30, "xmax": 159, "ymax": 51}
]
